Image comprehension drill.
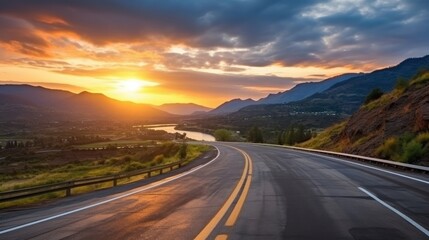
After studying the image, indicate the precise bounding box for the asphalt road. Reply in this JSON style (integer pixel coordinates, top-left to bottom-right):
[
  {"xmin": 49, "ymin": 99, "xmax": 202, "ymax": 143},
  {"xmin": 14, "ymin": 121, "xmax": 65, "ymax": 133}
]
[{"xmin": 0, "ymin": 142, "xmax": 428, "ymax": 240}]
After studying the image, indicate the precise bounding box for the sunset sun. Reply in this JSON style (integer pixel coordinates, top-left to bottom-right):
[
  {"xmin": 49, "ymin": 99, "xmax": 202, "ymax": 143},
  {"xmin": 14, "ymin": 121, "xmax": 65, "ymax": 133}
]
[{"xmin": 117, "ymin": 79, "xmax": 159, "ymax": 93}]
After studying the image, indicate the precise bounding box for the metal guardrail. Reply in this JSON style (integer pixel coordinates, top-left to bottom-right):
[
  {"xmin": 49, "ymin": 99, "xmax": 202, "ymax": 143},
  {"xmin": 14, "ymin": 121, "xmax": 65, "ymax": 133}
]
[
  {"xmin": 275, "ymin": 145, "xmax": 429, "ymax": 174},
  {"xmin": 0, "ymin": 160, "xmax": 186, "ymax": 203}
]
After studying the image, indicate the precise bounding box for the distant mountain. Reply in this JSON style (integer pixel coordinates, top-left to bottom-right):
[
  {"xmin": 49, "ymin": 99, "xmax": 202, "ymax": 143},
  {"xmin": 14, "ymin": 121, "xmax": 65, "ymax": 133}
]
[
  {"xmin": 0, "ymin": 84, "xmax": 74, "ymax": 107},
  {"xmin": 300, "ymin": 71, "xmax": 429, "ymax": 165},
  {"xmin": 193, "ymin": 55, "xmax": 429, "ymax": 138},
  {"xmin": 208, "ymin": 73, "xmax": 360, "ymax": 116},
  {"xmin": 209, "ymin": 98, "xmax": 256, "ymax": 115},
  {"xmin": 0, "ymin": 85, "xmax": 173, "ymax": 122},
  {"xmin": 258, "ymin": 73, "xmax": 362, "ymax": 104},
  {"xmin": 156, "ymin": 103, "xmax": 212, "ymax": 115},
  {"xmin": 235, "ymin": 55, "xmax": 429, "ymax": 118},
  {"xmin": 290, "ymin": 55, "xmax": 429, "ymax": 114}
]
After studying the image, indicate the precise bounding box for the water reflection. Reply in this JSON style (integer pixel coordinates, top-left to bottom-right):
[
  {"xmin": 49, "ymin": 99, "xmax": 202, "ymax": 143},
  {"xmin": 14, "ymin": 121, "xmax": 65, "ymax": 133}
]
[{"xmin": 145, "ymin": 124, "xmax": 215, "ymax": 141}]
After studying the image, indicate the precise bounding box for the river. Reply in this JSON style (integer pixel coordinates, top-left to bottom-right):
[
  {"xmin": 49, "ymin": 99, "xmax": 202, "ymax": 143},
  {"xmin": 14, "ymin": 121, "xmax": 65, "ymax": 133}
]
[{"xmin": 145, "ymin": 124, "xmax": 216, "ymax": 142}]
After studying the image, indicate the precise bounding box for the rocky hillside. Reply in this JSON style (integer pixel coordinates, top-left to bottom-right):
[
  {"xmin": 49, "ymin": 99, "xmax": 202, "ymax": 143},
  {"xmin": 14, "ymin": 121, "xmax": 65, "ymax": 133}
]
[{"xmin": 300, "ymin": 71, "xmax": 429, "ymax": 165}]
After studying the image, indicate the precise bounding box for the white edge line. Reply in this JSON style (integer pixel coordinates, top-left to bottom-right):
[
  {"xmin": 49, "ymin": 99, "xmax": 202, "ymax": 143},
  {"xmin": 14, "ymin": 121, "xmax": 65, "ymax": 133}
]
[
  {"xmin": 294, "ymin": 150, "xmax": 429, "ymax": 185},
  {"xmin": 0, "ymin": 146, "xmax": 221, "ymax": 235},
  {"xmin": 359, "ymin": 187, "xmax": 429, "ymax": 237}
]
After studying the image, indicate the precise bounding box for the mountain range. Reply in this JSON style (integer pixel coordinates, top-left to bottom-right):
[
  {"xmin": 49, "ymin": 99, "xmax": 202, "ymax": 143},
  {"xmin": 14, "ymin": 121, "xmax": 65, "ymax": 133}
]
[
  {"xmin": 188, "ymin": 55, "xmax": 429, "ymax": 137},
  {"xmin": 1, "ymin": 55, "xmax": 428, "ymax": 125},
  {"xmin": 208, "ymin": 73, "xmax": 362, "ymax": 114},
  {"xmin": 287, "ymin": 55, "xmax": 429, "ymax": 114},
  {"xmin": 209, "ymin": 98, "xmax": 256, "ymax": 115},
  {"xmin": 0, "ymin": 85, "xmax": 173, "ymax": 122}
]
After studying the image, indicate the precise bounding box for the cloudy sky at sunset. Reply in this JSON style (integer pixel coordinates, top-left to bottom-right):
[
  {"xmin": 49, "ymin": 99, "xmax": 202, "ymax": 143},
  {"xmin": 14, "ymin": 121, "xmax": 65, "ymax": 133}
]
[{"xmin": 0, "ymin": 0, "xmax": 427, "ymax": 107}]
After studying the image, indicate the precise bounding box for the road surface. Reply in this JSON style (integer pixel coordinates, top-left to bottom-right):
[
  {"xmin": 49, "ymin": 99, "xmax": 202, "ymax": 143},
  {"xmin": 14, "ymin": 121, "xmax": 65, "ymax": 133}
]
[{"xmin": 1, "ymin": 142, "xmax": 428, "ymax": 239}]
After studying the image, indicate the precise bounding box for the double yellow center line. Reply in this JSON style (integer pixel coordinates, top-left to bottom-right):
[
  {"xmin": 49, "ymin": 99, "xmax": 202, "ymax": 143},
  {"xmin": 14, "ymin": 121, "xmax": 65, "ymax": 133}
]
[{"xmin": 195, "ymin": 146, "xmax": 253, "ymax": 240}]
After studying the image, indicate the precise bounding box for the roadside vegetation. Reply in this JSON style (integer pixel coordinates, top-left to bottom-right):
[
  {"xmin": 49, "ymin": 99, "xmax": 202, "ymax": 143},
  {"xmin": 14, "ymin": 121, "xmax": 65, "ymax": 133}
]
[
  {"xmin": 278, "ymin": 124, "xmax": 315, "ymax": 145},
  {"xmin": 298, "ymin": 70, "xmax": 429, "ymax": 165},
  {"xmin": 376, "ymin": 132, "xmax": 429, "ymax": 163},
  {"xmin": 297, "ymin": 122, "xmax": 346, "ymax": 150},
  {"xmin": 213, "ymin": 129, "xmax": 243, "ymax": 141},
  {"xmin": 0, "ymin": 122, "xmax": 213, "ymax": 208},
  {"xmin": 0, "ymin": 142, "xmax": 211, "ymax": 193}
]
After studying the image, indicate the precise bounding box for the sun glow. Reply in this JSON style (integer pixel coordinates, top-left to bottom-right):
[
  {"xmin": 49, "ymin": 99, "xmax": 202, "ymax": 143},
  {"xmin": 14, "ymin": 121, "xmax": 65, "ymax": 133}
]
[{"xmin": 117, "ymin": 79, "xmax": 159, "ymax": 93}]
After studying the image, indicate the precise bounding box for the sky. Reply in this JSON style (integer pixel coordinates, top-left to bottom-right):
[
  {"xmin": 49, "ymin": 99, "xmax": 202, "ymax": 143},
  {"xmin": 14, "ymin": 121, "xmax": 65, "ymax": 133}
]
[{"xmin": 0, "ymin": 0, "xmax": 428, "ymax": 108}]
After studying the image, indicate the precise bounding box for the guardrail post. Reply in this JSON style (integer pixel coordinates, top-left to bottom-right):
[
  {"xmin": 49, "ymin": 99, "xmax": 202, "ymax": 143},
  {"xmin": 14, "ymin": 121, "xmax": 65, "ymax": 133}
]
[
  {"xmin": 148, "ymin": 171, "xmax": 151, "ymax": 177},
  {"xmin": 113, "ymin": 177, "xmax": 117, "ymax": 187},
  {"xmin": 66, "ymin": 182, "xmax": 72, "ymax": 197}
]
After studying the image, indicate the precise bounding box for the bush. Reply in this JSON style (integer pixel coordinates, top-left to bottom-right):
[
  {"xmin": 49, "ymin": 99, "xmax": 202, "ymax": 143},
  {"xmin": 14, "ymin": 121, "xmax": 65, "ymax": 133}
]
[
  {"xmin": 416, "ymin": 132, "xmax": 429, "ymax": 146},
  {"xmin": 125, "ymin": 161, "xmax": 145, "ymax": 171},
  {"xmin": 160, "ymin": 142, "xmax": 179, "ymax": 157},
  {"xmin": 376, "ymin": 137, "xmax": 400, "ymax": 160},
  {"xmin": 364, "ymin": 88, "xmax": 384, "ymax": 104},
  {"xmin": 395, "ymin": 78, "xmax": 409, "ymax": 91},
  {"xmin": 376, "ymin": 133, "xmax": 428, "ymax": 163},
  {"xmin": 153, "ymin": 154, "xmax": 164, "ymax": 164},
  {"xmin": 122, "ymin": 156, "xmax": 132, "ymax": 163},
  {"xmin": 214, "ymin": 129, "xmax": 233, "ymax": 141},
  {"xmin": 401, "ymin": 140, "xmax": 424, "ymax": 163}
]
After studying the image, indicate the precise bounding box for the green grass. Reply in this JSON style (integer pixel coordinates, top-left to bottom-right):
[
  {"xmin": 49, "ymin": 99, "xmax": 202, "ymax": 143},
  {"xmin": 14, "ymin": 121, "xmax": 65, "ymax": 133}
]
[
  {"xmin": 73, "ymin": 140, "xmax": 154, "ymax": 149},
  {"xmin": 410, "ymin": 71, "xmax": 429, "ymax": 86},
  {"xmin": 375, "ymin": 132, "xmax": 429, "ymax": 163},
  {"xmin": 362, "ymin": 89, "xmax": 402, "ymax": 110},
  {"xmin": 298, "ymin": 121, "xmax": 347, "ymax": 150}
]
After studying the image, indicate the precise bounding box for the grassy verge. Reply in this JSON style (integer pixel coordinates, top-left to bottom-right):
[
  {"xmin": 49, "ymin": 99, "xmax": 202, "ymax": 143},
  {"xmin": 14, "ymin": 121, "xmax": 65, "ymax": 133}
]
[
  {"xmin": 73, "ymin": 140, "xmax": 155, "ymax": 149},
  {"xmin": 0, "ymin": 143, "xmax": 212, "ymax": 209},
  {"xmin": 297, "ymin": 122, "xmax": 346, "ymax": 151}
]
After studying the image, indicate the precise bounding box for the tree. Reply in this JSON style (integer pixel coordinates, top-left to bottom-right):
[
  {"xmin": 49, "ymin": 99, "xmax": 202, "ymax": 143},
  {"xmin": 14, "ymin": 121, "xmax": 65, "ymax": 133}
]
[
  {"xmin": 364, "ymin": 88, "xmax": 383, "ymax": 104},
  {"xmin": 282, "ymin": 125, "xmax": 313, "ymax": 145},
  {"xmin": 395, "ymin": 78, "xmax": 409, "ymax": 91},
  {"xmin": 277, "ymin": 131, "xmax": 284, "ymax": 145},
  {"xmin": 284, "ymin": 127, "xmax": 295, "ymax": 145},
  {"xmin": 247, "ymin": 126, "xmax": 263, "ymax": 143},
  {"xmin": 214, "ymin": 129, "xmax": 233, "ymax": 141}
]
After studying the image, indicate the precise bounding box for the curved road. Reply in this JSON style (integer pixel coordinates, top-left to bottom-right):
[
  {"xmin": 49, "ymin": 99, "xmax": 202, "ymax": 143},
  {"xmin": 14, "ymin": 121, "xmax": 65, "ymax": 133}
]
[{"xmin": 0, "ymin": 142, "xmax": 428, "ymax": 239}]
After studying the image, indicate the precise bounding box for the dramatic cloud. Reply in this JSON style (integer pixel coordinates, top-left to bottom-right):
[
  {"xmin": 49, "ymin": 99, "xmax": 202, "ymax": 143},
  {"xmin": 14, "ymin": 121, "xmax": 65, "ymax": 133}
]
[{"xmin": 0, "ymin": 0, "xmax": 427, "ymax": 106}]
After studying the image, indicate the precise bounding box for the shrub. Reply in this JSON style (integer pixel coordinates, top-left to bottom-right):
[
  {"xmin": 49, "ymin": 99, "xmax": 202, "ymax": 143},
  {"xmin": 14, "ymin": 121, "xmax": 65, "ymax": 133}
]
[
  {"xmin": 125, "ymin": 161, "xmax": 145, "ymax": 171},
  {"xmin": 153, "ymin": 154, "xmax": 164, "ymax": 164},
  {"xmin": 364, "ymin": 88, "xmax": 384, "ymax": 104},
  {"xmin": 214, "ymin": 129, "xmax": 233, "ymax": 141},
  {"xmin": 105, "ymin": 158, "xmax": 124, "ymax": 165},
  {"xmin": 401, "ymin": 140, "xmax": 424, "ymax": 163},
  {"xmin": 410, "ymin": 70, "xmax": 429, "ymax": 86},
  {"xmin": 395, "ymin": 78, "xmax": 409, "ymax": 91},
  {"xmin": 416, "ymin": 132, "xmax": 429, "ymax": 146},
  {"xmin": 376, "ymin": 133, "xmax": 428, "ymax": 163},
  {"xmin": 376, "ymin": 137, "xmax": 400, "ymax": 160},
  {"xmin": 122, "ymin": 156, "xmax": 132, "ymax": 163}
]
